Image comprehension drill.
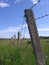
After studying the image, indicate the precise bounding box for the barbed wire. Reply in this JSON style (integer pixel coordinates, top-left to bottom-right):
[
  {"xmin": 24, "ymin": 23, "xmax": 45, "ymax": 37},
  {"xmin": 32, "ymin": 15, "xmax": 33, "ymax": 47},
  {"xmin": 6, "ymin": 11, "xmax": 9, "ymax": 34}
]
[
  {"xmin": 23, "ymin": 22, "xmax": 27, "ymax": 38},
  {"xmin": 20, "ymin": 13, "xmax": 49, "ymax": 38},
  {"xmin": 20, "ymin": 19, "xmax": 25, "ymax": 33},
  {"xmin": 20, "ymin": 0, "xmax": 49, "ymax": 38},
  {"xmin": 30, "ymin": 0, "xmax": 40, "ymax": 9},
  {"xmin": 35, "ymin": 14, "xmax": 49, "ymax": 20},
  {"xmin": 20, "ymin": 18, "xmax": 26, "ymax": 38}
]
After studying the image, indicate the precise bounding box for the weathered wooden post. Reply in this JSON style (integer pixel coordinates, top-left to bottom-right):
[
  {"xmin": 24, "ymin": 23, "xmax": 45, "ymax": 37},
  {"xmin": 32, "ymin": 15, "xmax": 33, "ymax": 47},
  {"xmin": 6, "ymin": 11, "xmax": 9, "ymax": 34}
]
[
  {"xmin": 14, "ymin": 34, "xmax": 16, "ymax": 45},
  {"xmin": 11, "ymin": 34, "xmax": 16, "ymax": 45},
  {"xmin": 25, "ymin": 9, "xmax": 45, "ymax": 65},
  {"xmin": 18, "ymin": 32, "xmax": 20, "ymax": 47}
]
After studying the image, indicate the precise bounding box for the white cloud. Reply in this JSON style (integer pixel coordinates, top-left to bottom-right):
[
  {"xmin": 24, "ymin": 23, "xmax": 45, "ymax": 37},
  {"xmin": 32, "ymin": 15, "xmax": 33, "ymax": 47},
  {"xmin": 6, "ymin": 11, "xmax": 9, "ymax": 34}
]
[
  {"xmin": 20, "ymin": 24, "xmax": 27, "ymax": 28},
  {"xmin": 0, "ymin": 2, "xmax": 10, "ymax": 7},
  {"xmin": 0, "ymin": 26, "xmax": 49, "ymax": 38},
  {"xmin": 0, "ymin": 26, "xmax": 21, "ymax": 38},
  {"xmin": 38, "ymin": 28, "xmax": 49, "ymax": 31},
  {"xmin": 31, "ymin": 0, "xmax": 38, "ymax": 4},
  {"xmin": 0, "ymin": 27, "xmax": 21, "ymax": 33},
  {"xmin": 0, "ymin": 24, "xmax": 27, "ymax": 34},
  {"xmin": 14, "ymin": 0, "xmax": 21, "ymax": 3},
  {"xmin": 0, "ymin": 24, "xmax": 27, "ymax": 38}
]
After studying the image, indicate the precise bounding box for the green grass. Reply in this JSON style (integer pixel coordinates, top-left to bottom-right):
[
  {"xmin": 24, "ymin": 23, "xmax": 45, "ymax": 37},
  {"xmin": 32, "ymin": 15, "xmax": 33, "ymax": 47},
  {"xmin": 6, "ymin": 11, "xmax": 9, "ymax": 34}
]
[
  {"xmin": 0, "ymin": 38, "xmax": 49, "ymax": 65},
  {"xmin": 40, "ymin": 38, "xmax": 49, "ymax": 65}
]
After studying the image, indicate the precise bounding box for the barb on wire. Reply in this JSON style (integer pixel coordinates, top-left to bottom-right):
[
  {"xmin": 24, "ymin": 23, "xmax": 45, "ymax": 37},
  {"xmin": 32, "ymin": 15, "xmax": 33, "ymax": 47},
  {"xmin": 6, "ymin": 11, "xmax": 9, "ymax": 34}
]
[
  {"xmin": 30, "ymin": 0, "xmax": 40, "ymax": 9},
  {"xmin": 35, "ymin": 14, "xmax": 49, "ymax": 20}
]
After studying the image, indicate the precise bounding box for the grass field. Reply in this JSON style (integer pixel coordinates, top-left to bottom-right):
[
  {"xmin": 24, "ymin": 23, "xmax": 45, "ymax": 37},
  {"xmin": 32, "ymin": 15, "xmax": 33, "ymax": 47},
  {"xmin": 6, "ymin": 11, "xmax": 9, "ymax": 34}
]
[{"xmin": 0, "ymin": 38, "xmax": 49, "ymax": 65}]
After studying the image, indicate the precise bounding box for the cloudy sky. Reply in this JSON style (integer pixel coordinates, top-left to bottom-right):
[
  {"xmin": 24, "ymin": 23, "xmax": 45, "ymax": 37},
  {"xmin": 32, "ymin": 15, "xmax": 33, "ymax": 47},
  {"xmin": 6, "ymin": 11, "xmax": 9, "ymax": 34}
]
[{"xmin": 0, "ymin": 0, "xmax": 49, "ymax": 38}]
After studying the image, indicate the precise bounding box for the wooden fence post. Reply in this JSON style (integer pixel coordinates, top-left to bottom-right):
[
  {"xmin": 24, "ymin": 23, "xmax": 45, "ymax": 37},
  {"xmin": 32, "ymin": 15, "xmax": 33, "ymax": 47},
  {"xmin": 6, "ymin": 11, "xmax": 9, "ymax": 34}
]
[
  {"xmin": 18, "ymin": 32, "xmax": 20, "ymax": 47},
  {"xmin": 11, "ymin": 34, "xmax": 16, "ymax": 45},
  {"xmin": 14, "ymin": 34, "xmax": 16, "ymax": 45},
  {"xmin": 25, "ymin": 9, "xmax": 45, "ymax": 65}
]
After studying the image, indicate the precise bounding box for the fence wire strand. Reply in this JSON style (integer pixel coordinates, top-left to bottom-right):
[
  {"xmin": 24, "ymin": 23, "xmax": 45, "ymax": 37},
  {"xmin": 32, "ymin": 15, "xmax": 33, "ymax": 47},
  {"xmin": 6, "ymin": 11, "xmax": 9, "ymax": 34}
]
[
  {"xmin": 30, "ymin": 0, "xmax": 40, "ymax": 9},
  {"xmin": 20, "ymin": 18, "xmax": 26, "ymax": 38},
  {"xmin": 35, "ymin": 14, "xmax": 49, "ymax": 20}
]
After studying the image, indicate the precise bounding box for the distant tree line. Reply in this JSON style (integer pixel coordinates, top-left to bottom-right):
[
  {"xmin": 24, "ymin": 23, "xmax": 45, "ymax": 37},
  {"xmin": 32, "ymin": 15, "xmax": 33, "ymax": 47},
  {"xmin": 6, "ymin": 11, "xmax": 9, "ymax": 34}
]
[{"xmin": 40, "ymin": 36, "xmax": 49, "ymax": 39}]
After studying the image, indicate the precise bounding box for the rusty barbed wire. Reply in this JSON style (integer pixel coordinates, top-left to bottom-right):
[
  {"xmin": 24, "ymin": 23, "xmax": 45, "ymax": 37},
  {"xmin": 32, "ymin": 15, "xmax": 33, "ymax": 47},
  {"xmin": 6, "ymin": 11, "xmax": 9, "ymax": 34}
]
[
  {"xmin": 30, "ymin": 0, "xmax": 40, "ymax": 9},
  {"xmin": 35, "ymin": 14, "xmax": 49, "ymax": 20}
]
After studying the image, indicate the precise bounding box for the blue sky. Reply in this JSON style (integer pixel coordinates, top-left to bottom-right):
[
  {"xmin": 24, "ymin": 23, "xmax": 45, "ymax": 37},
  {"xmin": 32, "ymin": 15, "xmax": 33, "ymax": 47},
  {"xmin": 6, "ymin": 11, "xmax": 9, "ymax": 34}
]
[{"xmin": 0, "ymin": 0, "xmax": 49, "ymax": 38}]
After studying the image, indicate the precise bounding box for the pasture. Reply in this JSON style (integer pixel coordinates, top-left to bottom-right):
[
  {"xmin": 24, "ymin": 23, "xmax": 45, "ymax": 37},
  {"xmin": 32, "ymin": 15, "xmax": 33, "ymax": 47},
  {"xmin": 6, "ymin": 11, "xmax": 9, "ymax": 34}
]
[{"xmin": 0, "ymin": 38, "xmax": 49, "ymax": 65}]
